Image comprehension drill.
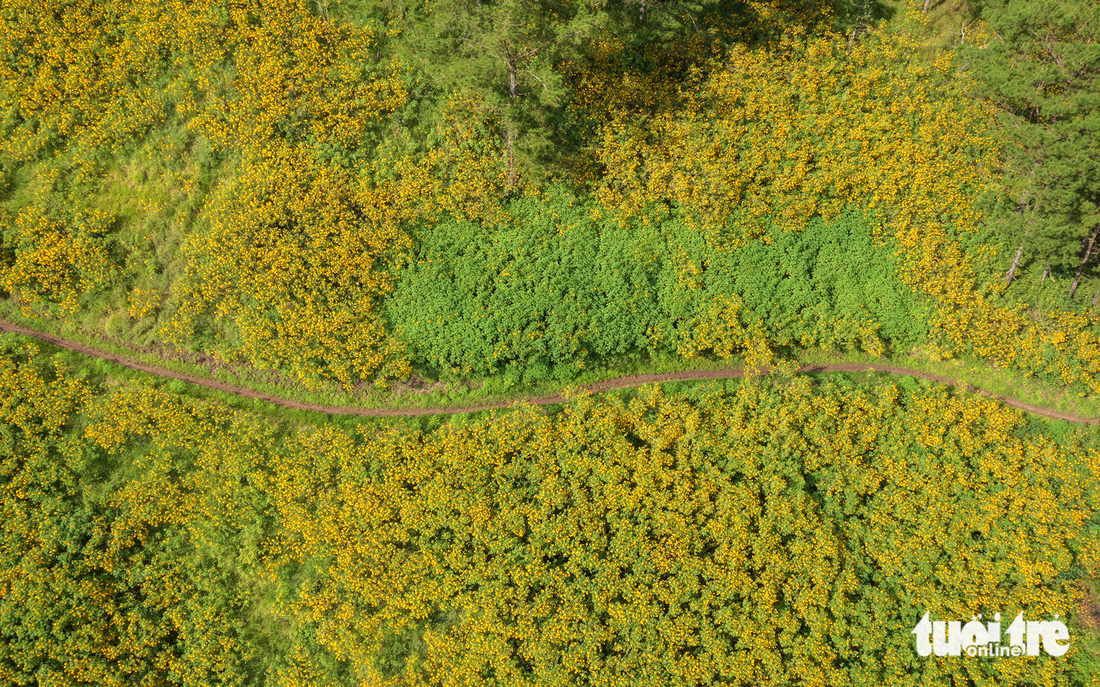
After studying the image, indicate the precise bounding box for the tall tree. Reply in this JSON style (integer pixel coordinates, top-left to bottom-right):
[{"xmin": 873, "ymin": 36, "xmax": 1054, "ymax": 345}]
[
  {"xmin": 362, "ymin": 0, "xmax": 740, "ymax": 189},
  {"xmin": 369, "ymin": 0, "xmax": 606, "ymax": 189},
  {"xmin": 964, "ymin": 0, "xmax": 1100, "ymax": 297}
]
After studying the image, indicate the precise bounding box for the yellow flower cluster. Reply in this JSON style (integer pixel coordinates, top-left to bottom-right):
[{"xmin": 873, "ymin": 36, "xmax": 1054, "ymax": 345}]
[
  {"xmin": 561, "ymin": 0, "xmax": 837, "ymax": 191},
  {"xmin": 126, "ymin": 286, "xmax": 160, "ymax": 320},
  {"xmin": 580, "ymin": 5, "xmax": 1100, "ymax": 391},
  {"xmin": 2, "ymin": 0, "xmax": 502, "ymax": 387},
  {"xmin": 0, "ymin": 0, "xmax": 178, "ymax": 164},
  {"xmin": 3, "ymin": 337, "xmax": 1097, "ymax": 685},
  {"xmin": 593, "ymin": 24, "xmax": 996, "ymax": 242},
  {"xmin": 133, "ymin": 0, "xmax": 424, "ymax": 389},
  {"xmin": 1, "ymin": 205, "xmax": 115, "ymax": 316},
  {"xmin": 0, "ymin": 343, "xmax": 269, "ymax": 684},
  {"xmin": 268, "ymin": 380, "xmax": 1097, "ymax": 686},
  {"xmin": 4, "ymin": 0, "xmax": 1100, "ymax": 394}
]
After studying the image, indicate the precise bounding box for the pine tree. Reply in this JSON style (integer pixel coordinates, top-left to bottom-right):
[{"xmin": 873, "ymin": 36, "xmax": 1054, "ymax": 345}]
[
  {"xmin": 371, "ymin": 0, "xmax": 606, "ymax": 189},
  {"xmin": 965, "ymin": 0, "xmax": 1100, "ymax": 297}
]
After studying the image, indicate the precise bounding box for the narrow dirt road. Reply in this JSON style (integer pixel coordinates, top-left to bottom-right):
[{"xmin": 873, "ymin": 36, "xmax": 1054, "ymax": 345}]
[{"xmin": 2, "ymin": 318, "xmax": 1097, "ymax": 423}]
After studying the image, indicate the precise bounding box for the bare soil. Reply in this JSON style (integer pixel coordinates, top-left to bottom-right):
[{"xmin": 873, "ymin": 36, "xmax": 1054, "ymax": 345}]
[{"xmin": 2, "ymin": 318, "xmax": 1097, "ymax": 423}]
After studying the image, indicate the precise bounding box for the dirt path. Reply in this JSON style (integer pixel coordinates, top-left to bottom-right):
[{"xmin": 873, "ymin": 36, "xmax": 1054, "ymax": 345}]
[{"xmin": 2, "ymin": 318, "xmax": 1097, "ymax": 423}]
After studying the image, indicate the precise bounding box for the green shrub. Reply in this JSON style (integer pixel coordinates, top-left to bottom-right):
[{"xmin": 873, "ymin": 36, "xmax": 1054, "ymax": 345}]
[
  {"xmin": 388, "ymin": 186, "xmax": 664, "ymax": 383},
  {"xmin": 390, "ymin": 193, "xmax": 930, "ymax": 381}
]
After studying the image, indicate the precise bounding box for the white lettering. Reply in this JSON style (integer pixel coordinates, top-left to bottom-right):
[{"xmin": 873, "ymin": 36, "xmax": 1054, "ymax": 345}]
[
  {"xmin": 960, "ymin": 618, "xmax": 988, "ymax": 649},
  {"xmin": 1042, "ymin": 619, "xmax": 1071, "ymax": 657},
  {"xmin": 933, "ymin": 621, "xmax": 962, "ymax": 657},
  {"xmin": 986, "ymin": 613, "xmax": 1001, "ymax": 644},
  {"xmin": 1006, "ymin": 612, "xmax": 1026, "ymax": 650},
  {"xmin": 1027, "ymin": 621, "xmax": 1043, "ymax": 656},
  {"xmin": 912, "ymin": 612, "xmax": 933, "ymax": 657},
  {"xmin": 914, "ymin": 611, "xmax": 1068, "ymax": 659}
]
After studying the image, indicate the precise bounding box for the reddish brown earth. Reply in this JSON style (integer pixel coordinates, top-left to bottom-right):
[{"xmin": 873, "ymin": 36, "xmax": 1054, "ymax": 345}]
[{"xmin": 2, "ymin": 318, "xmax": 1097, "ymax": 423}]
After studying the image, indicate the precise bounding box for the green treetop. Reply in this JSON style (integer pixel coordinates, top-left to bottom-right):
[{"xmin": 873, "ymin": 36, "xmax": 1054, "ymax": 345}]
[{"xmin": 965, "ymin": 0, "xmax": 1100, "ymax": 297}]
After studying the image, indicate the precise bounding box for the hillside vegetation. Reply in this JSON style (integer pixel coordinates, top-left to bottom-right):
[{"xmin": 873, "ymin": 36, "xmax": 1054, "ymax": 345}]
[
  {"xmin": 0, "ymin": 0, "xmax": 1097, "ymax": 396},
  {"xmin": 2, "ymin": 340, "xmax": 1099, "ymax": 685},
  {"xmin": 2, "ymin": 0, "xmax": 1100, "ymax": 684}
]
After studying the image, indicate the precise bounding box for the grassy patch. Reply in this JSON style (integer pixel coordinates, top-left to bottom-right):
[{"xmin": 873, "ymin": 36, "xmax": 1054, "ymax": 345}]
[{"xmin": 793, "ymin": 346, "xmax": 1100, "ymax": 422}]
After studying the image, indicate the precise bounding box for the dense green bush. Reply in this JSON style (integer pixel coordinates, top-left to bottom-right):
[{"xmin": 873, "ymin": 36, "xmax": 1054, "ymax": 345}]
[
  {"xmin": 389, "ymin": 191, "xmax": 931, "ymax": 383},
  {"xmin": 387, "ymin": 188, "xmax": 664, "ymax": 383},
  {"xmin": 694, "ymin": 211, "xmax": 932, "ymax": 354}
]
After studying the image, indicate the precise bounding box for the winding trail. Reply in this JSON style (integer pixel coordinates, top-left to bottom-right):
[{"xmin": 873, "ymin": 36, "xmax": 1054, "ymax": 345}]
[{"xmin": 2, "ymin": 318, "xmax": 1097, "ymax": 423}]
